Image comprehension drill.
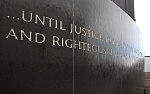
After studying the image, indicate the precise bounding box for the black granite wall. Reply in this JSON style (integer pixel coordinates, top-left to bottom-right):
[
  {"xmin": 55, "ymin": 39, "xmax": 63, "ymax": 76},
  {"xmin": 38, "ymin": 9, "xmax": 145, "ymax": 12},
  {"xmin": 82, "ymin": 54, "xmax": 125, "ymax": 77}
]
[{"xmin": 0, "ymin": 0, "xmax": 144, "ymax": 94}]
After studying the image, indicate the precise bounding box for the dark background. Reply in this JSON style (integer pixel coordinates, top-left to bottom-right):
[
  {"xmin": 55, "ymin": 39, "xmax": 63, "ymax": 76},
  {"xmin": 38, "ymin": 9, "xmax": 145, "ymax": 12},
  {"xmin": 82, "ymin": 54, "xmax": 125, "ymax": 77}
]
[
  {"xmin": 0, "ymin": 0, "xmax": 144, "ymax": 94},
  {"xmin": 111, "ymin": 0, "xmax": 135, "ymax": 21}
]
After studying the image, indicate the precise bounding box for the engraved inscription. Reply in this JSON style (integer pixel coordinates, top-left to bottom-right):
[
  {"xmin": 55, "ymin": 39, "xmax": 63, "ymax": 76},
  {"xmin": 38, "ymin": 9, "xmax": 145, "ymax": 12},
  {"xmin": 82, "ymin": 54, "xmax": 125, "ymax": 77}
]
[{"xmin": 5, "ymin": 10, "xmax": 143, "ymax": 62}]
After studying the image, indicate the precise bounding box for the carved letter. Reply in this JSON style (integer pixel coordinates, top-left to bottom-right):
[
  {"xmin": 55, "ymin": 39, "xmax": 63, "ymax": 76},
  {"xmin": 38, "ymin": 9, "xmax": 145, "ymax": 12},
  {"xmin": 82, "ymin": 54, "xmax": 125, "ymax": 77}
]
[
  {"xmin": 22, "ymin": 11, "xmax": 32, "ymax": 22},
  {"xmin": 74, "ymin": 41, "xmax": 81, "ymax": 49},
  {"xmin": 6, "ymin": 28, "xmax": 18, "ymax": 40},
  {"xmin": 55, "ymin": 19, "xmax": 58, "ymax": 29},
  {"xmin": 46, "ymin": 17, "xmax": 55, "ymax": 27},
  {"xmin": 75, "ymin": 25, "xmax": 81, "ymax": 35},
  {"xmin": 21, "ymin": 30, "xmax": 32, "ymax": 41},
  {"xmin": 35, "ymin": 32, "xmax": 45, "ymax": 43},
  {"xmin": 35, "ymin": 14, "xmax": 45, "ymax": 26},
  {"xmin": 82, "ymin": 28, "xmax": 87, "ymax": 36},
  {"xmin": 60, "ymin": 21, "xmax": 66, "ymax": 31},
  {"xmin": 70, "ymin": 24, "xmax": 73, "ymax": 33},
  {"xmin": 53, "ymin": 36, "xmax": 61, "ymax": 46},
  {"xmin": 92, "ymin": 45, "xmax": 98, "ymax": 52},
  {"xmin": 65, "ymin": 39, "xmax": 73, "ymax": 48}
]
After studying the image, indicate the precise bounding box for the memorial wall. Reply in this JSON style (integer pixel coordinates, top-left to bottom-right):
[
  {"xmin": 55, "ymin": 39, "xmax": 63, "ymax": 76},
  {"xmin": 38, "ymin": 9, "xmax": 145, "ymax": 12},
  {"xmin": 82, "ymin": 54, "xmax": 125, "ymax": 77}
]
[{"xmin": 0, "ymin": 0, "xmax": 144, "ymax": 94}]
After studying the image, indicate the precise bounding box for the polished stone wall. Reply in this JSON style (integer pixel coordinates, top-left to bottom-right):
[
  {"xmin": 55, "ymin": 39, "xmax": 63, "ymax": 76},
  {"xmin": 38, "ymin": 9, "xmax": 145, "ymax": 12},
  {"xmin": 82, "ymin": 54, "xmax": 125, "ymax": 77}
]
[{"xmin": 0, "ymin": 0, "xmax": 144, "ymax": 94}]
